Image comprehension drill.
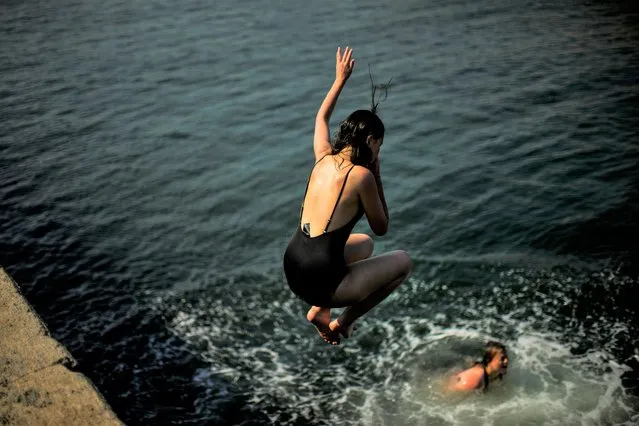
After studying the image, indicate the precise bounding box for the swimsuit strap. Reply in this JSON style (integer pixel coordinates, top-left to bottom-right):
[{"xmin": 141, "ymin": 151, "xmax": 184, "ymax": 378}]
[
  {"xmin": 324, "ymin": 165, "xmax": 355, "ymax": 233},
  {"xmin": 299, "ymin": 154, "xmax": 329, "ymax": 221}
]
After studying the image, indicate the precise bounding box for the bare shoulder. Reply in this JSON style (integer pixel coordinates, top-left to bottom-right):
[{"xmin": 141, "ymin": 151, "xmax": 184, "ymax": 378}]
[
  {"xmin": 349, "ymin": 165, "xmax": 375, "ymax": 185},
  {"xmin": 449, "ymin": 366, "xmax": 483, "ymax": 391}
]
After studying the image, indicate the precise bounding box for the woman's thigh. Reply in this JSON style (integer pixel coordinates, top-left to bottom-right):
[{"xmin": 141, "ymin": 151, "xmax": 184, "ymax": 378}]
[
  {"xmin": 330, "ymin": 250, "xmax": 412, "ymax": 307},
  {"xmin": 344, "ymin": 233, "xmax": 374, "ymax": 264}
]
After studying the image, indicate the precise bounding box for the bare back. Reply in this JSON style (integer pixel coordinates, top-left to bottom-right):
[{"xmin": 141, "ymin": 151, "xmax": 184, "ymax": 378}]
[
  {"xmin": 449, "ymin": 365, "xmax": 485, "ymax": 391},
  {"xmin": 300, "ymin": 155, "xmax": 365, "ymax": 237}
]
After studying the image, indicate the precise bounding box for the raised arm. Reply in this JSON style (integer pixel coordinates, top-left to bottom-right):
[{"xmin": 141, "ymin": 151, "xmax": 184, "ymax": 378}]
[{"xmin": 313, "ymin": 46, "xmax": 355, "ymax": 161}]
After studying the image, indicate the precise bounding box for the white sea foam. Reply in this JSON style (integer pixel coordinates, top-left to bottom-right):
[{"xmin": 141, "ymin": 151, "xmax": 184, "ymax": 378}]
[
  {"xmin": 388, "ymin": 327, "xmax": 634, "ymax": 426},
  {"xmin": 151, "ymin": 266, "xmax": 638, "ymax": 425}
]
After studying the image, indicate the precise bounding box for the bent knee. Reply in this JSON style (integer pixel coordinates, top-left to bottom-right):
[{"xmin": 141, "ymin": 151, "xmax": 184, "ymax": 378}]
[
  {"xmin": 393, "ymin": 250, "xmax": 413, "ymax": 275},
  {"xmin": 362, "ymin": 235, "xmax": 374, "ymax": 257},
  {"xmin": 346, "ymin": 234, "xmax": 374, "ymax": 262},
  {"xmin": 353, "ymin": 233, "xmax": 373, "ymax": 248}
]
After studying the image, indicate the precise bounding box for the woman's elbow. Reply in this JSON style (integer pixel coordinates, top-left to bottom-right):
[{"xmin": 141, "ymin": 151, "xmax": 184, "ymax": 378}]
[
  {"xmin": 373, "ymin": 222, "xmax": 388, "ymax": 236},
  {"xmin": 315, "ymin": 114, "xmax": 328, "ymax": 124}
]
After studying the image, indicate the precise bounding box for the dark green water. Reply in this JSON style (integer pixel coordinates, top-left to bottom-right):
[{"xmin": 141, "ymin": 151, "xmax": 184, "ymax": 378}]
[{"xmin": 1, "ymin": 0, "xmax": 638, "ymax": 424}]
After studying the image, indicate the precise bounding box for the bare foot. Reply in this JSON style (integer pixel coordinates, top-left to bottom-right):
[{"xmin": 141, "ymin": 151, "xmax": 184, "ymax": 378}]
[
  {"xmin": 329, "ymin": 319, "xmax": 357, "ymax": 339},
  {"xmin": 307, "ymin": 307, "xmax": 340, "ymax": 345}
]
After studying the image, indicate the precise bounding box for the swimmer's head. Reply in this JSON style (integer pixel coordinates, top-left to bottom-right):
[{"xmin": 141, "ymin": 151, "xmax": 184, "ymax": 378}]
[
  {"xmin": 332, "ymin": 110, "xmax": 384, "ymax": 166},
  {"xmin": 332, "ymin": 67, "xmax": 391, "ymax": 167},
  {"xmin": 481, "ymin": 341, "xmax": 509, "ymax": 374}
]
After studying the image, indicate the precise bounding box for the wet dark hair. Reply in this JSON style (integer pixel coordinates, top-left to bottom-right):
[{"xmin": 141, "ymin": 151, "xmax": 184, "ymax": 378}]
[
  {"xmin": 331, "ymin": 66, "xmax": 392, "ymax": 166},
  {"xmin": 481, "ymin": 341, "xmax": 508, "ymax": 367},
  {"xmin": 331, "ymin": 110, "xmax": 383, "ymax": 166}
]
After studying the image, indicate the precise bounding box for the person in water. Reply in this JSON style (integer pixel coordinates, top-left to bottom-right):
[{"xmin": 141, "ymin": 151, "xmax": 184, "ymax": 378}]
[
  {"xmin": 283, "ymin": 46, "xmax": 413, "ymax": 345},
  {"xmin": 448, "ymin": 341, "xmax": 509, "ymax": 391}
]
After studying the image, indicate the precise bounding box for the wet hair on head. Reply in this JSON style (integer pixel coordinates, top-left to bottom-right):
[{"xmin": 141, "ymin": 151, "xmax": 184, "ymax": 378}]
[
  {"xmin": 481, "ymin": 341, "xmax": 507, "ymax": 366},
  {"xmin": 331, "ymin": 66, "xmax": 393, "ymax": 166},
  {"xmin": 368, "ymin": 64, "xmax": 393, "ymax": 115}
]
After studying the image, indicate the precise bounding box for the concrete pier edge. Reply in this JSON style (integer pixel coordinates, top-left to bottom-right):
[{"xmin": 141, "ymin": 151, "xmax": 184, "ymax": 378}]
[{"xmin": 0, "ymin": 267, "xmax": 123, "ymax": 425}]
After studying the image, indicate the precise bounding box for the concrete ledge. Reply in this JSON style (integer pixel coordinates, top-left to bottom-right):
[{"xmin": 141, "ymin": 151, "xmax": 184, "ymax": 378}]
[{"xmin": 0, "ymin": 267, "xmax": 123, "ymax": 425}]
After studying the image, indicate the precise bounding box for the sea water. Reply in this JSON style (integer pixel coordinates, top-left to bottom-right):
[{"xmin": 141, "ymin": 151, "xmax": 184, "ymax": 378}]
[{"xmin": 1, "ymin": 0, "xmax": 637, "ymax": 424}]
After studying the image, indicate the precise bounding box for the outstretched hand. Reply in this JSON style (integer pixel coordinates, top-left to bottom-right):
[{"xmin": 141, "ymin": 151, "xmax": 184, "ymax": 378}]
[{"xmin": 336, "ymin": 46, "xmax": 355, "ymax": 82}]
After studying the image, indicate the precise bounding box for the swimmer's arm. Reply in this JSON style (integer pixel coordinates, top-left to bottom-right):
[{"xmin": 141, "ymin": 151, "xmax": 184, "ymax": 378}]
[
  {"xmin": 370, "ymin": 158, "xmax": 389, "ymax": 226},
  {"xmin": 314, "ymin": 47, "xmax": 354, "ymax": 161},
  {"xmin": 313, "ymin": 79, "xmax": 344, "ymax": 160},
  {"xmin": 359, "ymin": 168, "xmax": 388, "ymax": 236}
]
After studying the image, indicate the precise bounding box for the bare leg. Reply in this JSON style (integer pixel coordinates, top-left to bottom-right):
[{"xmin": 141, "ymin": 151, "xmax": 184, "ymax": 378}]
[
  {"xmin": 328, "ymin": 250, "xmax": 412, "ymax": 338},
  {"xmin": 306, "ymin": 233, "xmax": 374, "ymax": 344},
  {"xmin": 343, "ymin": 233, "xmax": 374, "ymax": 263}
]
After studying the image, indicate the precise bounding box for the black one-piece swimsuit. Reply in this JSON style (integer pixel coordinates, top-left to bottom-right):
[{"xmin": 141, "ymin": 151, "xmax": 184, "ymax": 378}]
[{"xmin": 283, "ymin": 156, "xmax": 363, "ymax": 307}]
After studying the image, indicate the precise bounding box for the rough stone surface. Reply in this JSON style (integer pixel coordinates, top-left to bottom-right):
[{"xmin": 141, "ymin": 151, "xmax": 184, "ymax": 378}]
[{"xmin": 0, "ymin": 268, "xmax": 123, "ymax": 425}]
